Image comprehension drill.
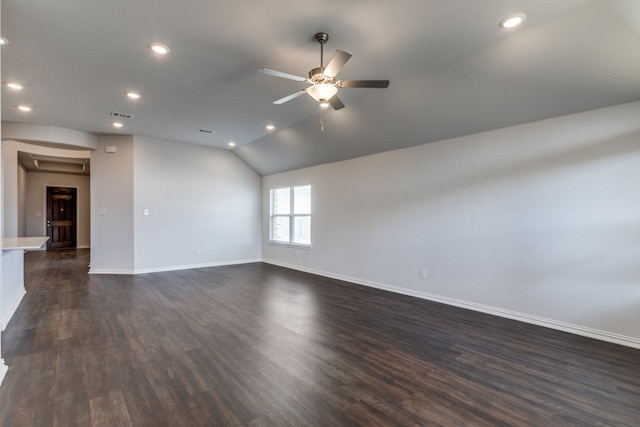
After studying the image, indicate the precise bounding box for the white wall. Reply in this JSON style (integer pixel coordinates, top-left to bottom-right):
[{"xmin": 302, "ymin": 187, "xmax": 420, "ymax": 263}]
[
  {"xmin": 90, "ymin": 135, "xmax": 134, "ymax": 273},
  {"xmin": 132, "ymin": 136, "xmax": 261, "ymax": 272},
  {"xmin": 25, "ymin": 172, "xmax": 90, "ymax": 248},
  {"xmin": 263, "ymin": 101, "xmax": 640, "ymax": 348}
]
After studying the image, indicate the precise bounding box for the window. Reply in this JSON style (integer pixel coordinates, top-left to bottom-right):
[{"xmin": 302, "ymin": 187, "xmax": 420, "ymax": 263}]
[{"xmin": 270, "ymin": 185, "xmax": 311, "ymax": 246}]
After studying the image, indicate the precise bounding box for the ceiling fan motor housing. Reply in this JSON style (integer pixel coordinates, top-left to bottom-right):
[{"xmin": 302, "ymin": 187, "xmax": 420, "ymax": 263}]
[{"xmin": 309, "ymin": 67, "xmax": 334, "ymax": 84}]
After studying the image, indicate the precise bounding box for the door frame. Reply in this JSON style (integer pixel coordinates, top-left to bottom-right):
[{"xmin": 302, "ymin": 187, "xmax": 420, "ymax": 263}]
[{"xmin": 44, "ymin": 185, "xmax": 79, "ymax": 250}]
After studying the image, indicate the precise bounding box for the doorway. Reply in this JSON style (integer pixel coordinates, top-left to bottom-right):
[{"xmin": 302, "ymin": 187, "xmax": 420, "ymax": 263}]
[{"xmin": 46, "ymin": 187, "xmax": 77, "ymax": 250}]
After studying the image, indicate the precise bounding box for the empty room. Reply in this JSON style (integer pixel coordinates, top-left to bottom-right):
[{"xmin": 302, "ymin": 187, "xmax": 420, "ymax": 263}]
[{"xmin": 1, "ymin": 0, "xmax": 640, "ymax": 425}]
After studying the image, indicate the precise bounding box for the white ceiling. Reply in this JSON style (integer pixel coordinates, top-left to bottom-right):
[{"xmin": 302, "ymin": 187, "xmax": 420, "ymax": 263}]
[{"xmin": 2, "ymin": 0, "xmax": 640, "ymax": 175}]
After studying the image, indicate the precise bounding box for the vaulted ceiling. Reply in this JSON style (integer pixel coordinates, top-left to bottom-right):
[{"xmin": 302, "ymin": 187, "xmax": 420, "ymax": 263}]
[{"xmin": 2, "ymin": 0, "xmax": 640, "ymax": 175}]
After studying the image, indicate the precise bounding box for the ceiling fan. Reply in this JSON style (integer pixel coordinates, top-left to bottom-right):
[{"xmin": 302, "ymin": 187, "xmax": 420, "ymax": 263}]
[{"xmin": 260, "ymin": 32, "xmax": 389, "ymax": 110}]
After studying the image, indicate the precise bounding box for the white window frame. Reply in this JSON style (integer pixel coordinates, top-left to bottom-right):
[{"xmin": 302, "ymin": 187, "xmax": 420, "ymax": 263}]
[{"xmin": 269, "ymin": 184, "xmax": 311, "ymax": 247}]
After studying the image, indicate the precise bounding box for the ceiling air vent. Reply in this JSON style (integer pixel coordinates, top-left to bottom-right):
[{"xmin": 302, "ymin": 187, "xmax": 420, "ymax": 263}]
[
  {"xmin": 110, "ymin": 111, "xmax": 133, "ymax": 119},
  {"xmin": 197, "ymin": 128, "xmax": 214, "ymax": 134}
]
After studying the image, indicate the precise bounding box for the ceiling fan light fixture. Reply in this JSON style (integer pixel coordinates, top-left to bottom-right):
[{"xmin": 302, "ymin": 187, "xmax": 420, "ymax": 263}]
[
  {"xmin": 260, "ymin": 32, "xmax": 388, "ymax": 110},
  {"xmin": 306, "ymin": 83, "xmax": 338, "ymax": 102}
]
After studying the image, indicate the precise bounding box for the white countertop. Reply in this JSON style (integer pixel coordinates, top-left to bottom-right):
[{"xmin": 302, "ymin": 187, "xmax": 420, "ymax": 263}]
[{"xmin": 2, "ymin": 237, "xmax": 49, "ymax": 251}]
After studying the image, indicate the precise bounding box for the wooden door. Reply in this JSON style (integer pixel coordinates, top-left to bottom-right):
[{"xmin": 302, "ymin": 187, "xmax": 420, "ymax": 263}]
[{"xmin": 46, "ymin": 187, "xmax": 77, "ymax": 250}]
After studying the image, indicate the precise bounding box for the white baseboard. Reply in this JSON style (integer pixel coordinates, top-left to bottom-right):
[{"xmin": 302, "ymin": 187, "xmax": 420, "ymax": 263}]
[
  {"xmin": 1, "ymin": 288, "xmax": 26, "ymax": 332},
  {"xmin": 132, "ymin": 258, "xmax": 261, "ymax": 274},
  {"xmin": 89, "ymin": 258, "xmax": 261, "ymax": 275},
  {"xmin": 262, "ymin": 259, "xmax": 640, "ymax": 350}
]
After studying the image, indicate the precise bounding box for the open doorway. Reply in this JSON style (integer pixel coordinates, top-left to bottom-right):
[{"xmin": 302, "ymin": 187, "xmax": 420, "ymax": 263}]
[{"xmin": 11, "ymin": 149, "xmax": 91, "ymax": 249}]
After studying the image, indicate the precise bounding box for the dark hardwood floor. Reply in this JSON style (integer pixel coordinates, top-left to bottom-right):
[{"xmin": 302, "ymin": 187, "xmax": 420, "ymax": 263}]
[{"xmin": 0, "ymin": 249, "xmax": 639, "ymax": 426}]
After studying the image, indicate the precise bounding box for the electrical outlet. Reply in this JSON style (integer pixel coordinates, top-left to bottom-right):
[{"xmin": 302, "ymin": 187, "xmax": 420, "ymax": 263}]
[
  {"xmin": 196, "ymin": 249, "xmax": 201, "ymax": 256},
  {"xmin": 420, "ymin": 269, "xmax": 427, "ymax": 280}
]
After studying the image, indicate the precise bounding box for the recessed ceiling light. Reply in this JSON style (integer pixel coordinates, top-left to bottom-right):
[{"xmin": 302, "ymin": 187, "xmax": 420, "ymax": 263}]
[
  {"xmin": 5, "ymin": 82, "xmax": 23, "ymax": 90},
  {"xmin": 126, "ymin": 91, "xmax": 141, "ymax": 100},
  {"xmin": 150, "ymin": 43, "xmax": 169, "ymax": 55},
  {"xmin": 17, "ymin": 105, "xmax": 32, "ymax": 112},
  {"xmin": 499, "ymin": 13, "xmax": 526, "ymax": 29},
  {"xmin": 228, "ymin": 142, "xmax": 236, "ymax": 148},
  {"xmin": 319, "ymin": 102, "xmax": 330, "ymax": 109},
  {"xmin": 0, "ymin": 36, "xmax": 9, "ymax": 45},
  {"xmin": 266, "ymin": 125, "xmax": 275, "ymax": 130},
  {"xmin": 112, "ymin": 122, "xmax": 124, "ymax": 128}
]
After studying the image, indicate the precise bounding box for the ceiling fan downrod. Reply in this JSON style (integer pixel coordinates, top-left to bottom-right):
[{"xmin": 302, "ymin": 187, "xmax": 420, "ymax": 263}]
[{"xmin": 315, "ymin": 32, "xmax": 329, "ymax": 71}]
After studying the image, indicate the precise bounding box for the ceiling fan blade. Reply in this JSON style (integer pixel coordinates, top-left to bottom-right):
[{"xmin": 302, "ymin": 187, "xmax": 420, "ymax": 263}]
[
  {"xmin": 337, "ymin": 80, "xmax": 390, "ymax": 88},
  {"xmin": 323, "ymin": 50, "xmax": 352, "ymax": 78},
  {"xmin": 328, "ymin": 95, "xmax": 345, "ymax": 110},
  {"xmin": 259, "ymin": 68, "xmax": 307, "ymax": 82},
  {"xmin": 273, "ymin": 90, "xmax": 307, "ymax": 104}
]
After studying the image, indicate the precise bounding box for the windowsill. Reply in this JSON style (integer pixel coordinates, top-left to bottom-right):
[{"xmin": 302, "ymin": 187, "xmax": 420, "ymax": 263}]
[{"xmin": 267, "ymin": 241, "xmax": 311, "ymax": 250}]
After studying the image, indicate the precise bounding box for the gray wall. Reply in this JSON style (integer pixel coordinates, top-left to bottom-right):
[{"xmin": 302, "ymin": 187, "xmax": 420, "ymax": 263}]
[
  {"xmin": 17, "ymin": 165, "xmax": 26, "ymax": 237},
  {"xmin": 132, "ymin": 136, "xmax": 261, "ymax": 272},
  {"xmin": 262, "ymin": 101, "xmax": 640, "ymax": 348},
  {"xmin": 90, "ymin": 135, "xmax": 135, "ymax": 273},
  {"xmin": 90, "ymin": 135, "xmax": 262, "ymax": 273}
]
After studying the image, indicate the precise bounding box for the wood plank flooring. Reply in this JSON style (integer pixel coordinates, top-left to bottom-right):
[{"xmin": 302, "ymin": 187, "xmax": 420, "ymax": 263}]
[{"xmin": 0, "ymin": 249, "xmax": 639, "ymax": 426}]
